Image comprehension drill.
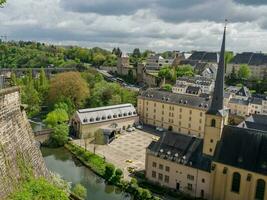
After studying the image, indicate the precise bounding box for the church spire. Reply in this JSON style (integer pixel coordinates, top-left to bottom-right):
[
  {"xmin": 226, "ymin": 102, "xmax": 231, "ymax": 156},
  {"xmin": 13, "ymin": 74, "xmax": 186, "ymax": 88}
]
[{"xmin": 207, "ymin": 23, "xmax": 226, "ymax": 115}]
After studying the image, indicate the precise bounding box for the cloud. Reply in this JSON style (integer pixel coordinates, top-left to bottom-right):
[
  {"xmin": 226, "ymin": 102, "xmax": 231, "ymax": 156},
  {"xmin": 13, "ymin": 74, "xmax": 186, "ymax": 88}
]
[{"xmin": 1, "ymin": 0, "xmax": 267, "ymax": 52}]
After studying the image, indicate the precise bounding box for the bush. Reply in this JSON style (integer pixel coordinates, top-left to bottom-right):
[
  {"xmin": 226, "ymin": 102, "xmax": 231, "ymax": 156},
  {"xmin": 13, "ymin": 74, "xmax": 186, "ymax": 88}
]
[
  {"xmin": 47, "ymin": 124, "xmax": 69, "ymax": 147},
  {"xmin": 9, "ymin": 178, "xmax": 69, "ymax": 200},
  {"xmin": 72, "ymin": 183, "xmax": 87, "ymax": 199},
  {"xmin": 104, "ymin": 163, "xmax": 115, "ymax": 181}
]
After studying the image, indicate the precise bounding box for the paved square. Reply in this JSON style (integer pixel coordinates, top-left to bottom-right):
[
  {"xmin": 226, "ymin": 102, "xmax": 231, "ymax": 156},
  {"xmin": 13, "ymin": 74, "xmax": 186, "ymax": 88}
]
[{"xmin": 73, "ymin": 129, "xmax": 159, "ymax": 179}]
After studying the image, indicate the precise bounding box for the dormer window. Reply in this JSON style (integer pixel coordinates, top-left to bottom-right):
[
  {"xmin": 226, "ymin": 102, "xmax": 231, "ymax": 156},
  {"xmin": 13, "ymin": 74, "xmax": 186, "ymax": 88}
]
[
  {"xmin": 113, "ymin": 114, "xmax": 117, "ymax": 118},
  {"xmin": 96, "ymin": 117, "xmax": 100, "ymax": 121},
  {"xmin": 107, "ymin": 115, "xmax": 112, "ymax": 119},
  {"xmin": 83, "ymin": 118, "xmax": 88, "ymax": 123},
  {"xmin": 128, "ymin": 112, "xmax": 132, "ymax": 115},
  {"xmin": 118, "ymin": 113, "xmax": 122, "ymax": 117},
  {"xmin": 90, "ymin": 118, "xmax": 94, "ymax": 122},
  {"xmin": 102, "ymin": 116, "xmax": 106, "ymax": 120}
]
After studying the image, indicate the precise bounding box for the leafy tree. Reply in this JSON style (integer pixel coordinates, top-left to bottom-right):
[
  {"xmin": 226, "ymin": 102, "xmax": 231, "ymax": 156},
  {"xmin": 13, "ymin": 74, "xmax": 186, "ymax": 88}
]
[
  {"xmin": 44, "ymin": 108, "xmax": 69, "ymax": 128},
  {"xmin": 0, "ymin": 0, "xmax": 6, "ymax": 6},
  {"xmin": 162, "ymin": 84, "xmax": 172, "ymax": 92},
  {"xmin": 132, "ymin": 48, "xmax": 141, "ymax": 58},
  {"xmin": 49, "ymin": 124, "xmax": 69, "ymax": 147},
  {"xmin": 72, "ymin": 184, "xmax": 87, "ymax": 199},
  {"xmin": 238, "ymin": 64, "xmax": 251, "ymax": 80},
  {"xmin": 112, "ymin": 47, "xmax": 122, "ymax": 57},
  {"xmin": 225, "ymin": 51, "xmax": 234, "ymax": 64},
  {"xmin": 104, "ymin": 163, "xmax": 115, "ymax": 181},
  {"xmin": 176, "ymin": 65, "xmax": 195, "ymax": 77},
  {"xmin": 9, "ymin": 178, "xmax": 69, "ymax": 200},
  {"xmin": 158, "ymin": 66, "xmax": 173, "ymax": 80},
  {"xmin": 48, "ymin": 72, "xmax": 89, "ymax": 108},
  {"xmin": 92, "ymin": 53, "xmax": 105, "ymax": 66}
]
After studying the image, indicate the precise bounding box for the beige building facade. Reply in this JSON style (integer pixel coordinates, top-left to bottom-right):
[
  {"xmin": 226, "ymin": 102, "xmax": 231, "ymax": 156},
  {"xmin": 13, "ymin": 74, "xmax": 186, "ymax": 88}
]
[
  {"xmin": 72, "ymin": 104, "xmax": 139, "ymax": 138},
  {"xmin": 138, "ymin": 89, "xmax": 210, "ymax": 138}
]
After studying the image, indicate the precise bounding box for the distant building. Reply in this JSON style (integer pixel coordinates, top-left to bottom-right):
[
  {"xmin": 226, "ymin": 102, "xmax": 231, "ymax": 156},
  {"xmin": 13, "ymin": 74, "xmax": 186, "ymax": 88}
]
[
  {"xmin": 146, "ymin": 54, "xmax": 174, "ymax": 71},
  {"xmin": 226, "ymin": 52, "xmax": 267, "ymax": 80},
  {"xmin": 173, "ymin": 76, "xmax": 214, "ymax": 94},
  {"xmin": 72, "ymin": 104, "xmax": 139, "ymax": 138}
]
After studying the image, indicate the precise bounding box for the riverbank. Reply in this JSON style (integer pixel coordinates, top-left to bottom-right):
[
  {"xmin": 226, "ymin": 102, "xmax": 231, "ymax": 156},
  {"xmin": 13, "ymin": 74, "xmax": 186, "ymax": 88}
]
[{"xmin": 65, "ymin": 142, "xmax": 160, "ymax": 200}]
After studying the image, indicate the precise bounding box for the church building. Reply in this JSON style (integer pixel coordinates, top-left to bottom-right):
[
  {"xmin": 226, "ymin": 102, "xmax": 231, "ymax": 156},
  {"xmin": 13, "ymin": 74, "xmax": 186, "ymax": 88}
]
[{"xmin": 145, "ymin": 25, "xmax": 267, "ymax": 200}]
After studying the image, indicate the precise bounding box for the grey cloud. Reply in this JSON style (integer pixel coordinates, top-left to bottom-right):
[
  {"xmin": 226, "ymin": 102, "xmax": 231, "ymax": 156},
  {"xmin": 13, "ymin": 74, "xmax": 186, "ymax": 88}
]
[
  {"xmin": 233, "ymin": 0, "xmax": 267, "ymax": 5},
  {"xmin": 60, "ymin": 0, "xmax": 151, "ymax": 15}
]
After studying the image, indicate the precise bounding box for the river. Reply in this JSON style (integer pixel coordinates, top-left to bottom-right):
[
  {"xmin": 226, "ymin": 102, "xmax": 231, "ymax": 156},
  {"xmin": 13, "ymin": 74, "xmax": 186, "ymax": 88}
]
[{"xmin": 41, "ymin": 147, "xmax": 133, "ymax": 200}]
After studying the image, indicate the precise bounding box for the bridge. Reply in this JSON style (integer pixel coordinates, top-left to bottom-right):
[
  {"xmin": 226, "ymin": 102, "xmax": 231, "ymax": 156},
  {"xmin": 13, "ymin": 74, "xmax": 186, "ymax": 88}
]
[
  {"xmin": 0, "ymin": 67, "xmax": 76, "ymax": 78},
  {"xmin": 34, "ymin": 129, "xmax": 53, "ymax": 143}
]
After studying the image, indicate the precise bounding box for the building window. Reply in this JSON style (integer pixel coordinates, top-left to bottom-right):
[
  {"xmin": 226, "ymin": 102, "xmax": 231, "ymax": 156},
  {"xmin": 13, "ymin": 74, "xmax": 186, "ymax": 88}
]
[
  {"xmin": 158, "ymin": 173, "xmax": 163, "ymax": 181},
  {"xmin": 189, "ymin": 117, "xmax": 192, "ymax": 121},
  {"xmin": 211, "ymin": 119, "xmax": 216, "ymax": 127},
  {"xmin": 187, "ymin": 174, "xmax": 194, "ymax": 181},
  {"xmin": 162, "ymin": 105, "xmax": 164, "ymax": 108},
  {"xmin": 154, "ymin": 103, "xmax": 156, "ymax": 107},
  {"xmin": 231, "ymin": 172, "xmax": 241, "ymax": 193},
  {"xmin": 200, "ymin": 112, "xmax": 203, "ymax": 117},
  {"xmin": 152, "ymin": 171, "xmax": 156, "ymax": 178},
  {"xmin": 162, "ymin": 111, "xmax": 164, "ymax": 115},
  {"xmin": 188, "ymin": 183, "xmax": 193, "ymax": 191},
  {"xmin": 180, "ymin": 108, "xmax": 182, "ymax": 112},
  {"xmin": 189, "ymin": 110, "xmax": 192, "ymax": 114},
  {"xmin": 202, "ymin": 178, "xmax": 205, "ymax": 183},
  {"xmin": 199, "ymin": 119, "xmax": 202, "ymax": 123},
  {"xmin": 154, "ymin": 109, "xmax": 156, "ymax": 113},
  {"xmin": 255, "ymin": 179, "xmax": 265, "ymax": 200},
  {"xmin": 159, "ymin": 164, "xmax": 163, "ymax": 170},
  {"xmin": 179, "ymin": 115, "xmax": 182, "ymax": 119},
  {"xmin": 165, "ymin": 166, "xmax": 170, "ymax": 172},
  {"xmin": 209, "ymin": 148, "xmax": 212, "ymax": 153},
  {"xmin": 152, "ymin": 162, "xmax": 157, "ymax": 168},
  {"xmin": 201, "ymin": 190, "xmax": 205, "ymax": 198},
  {"xmin": 188, "ymin": 123, "xmax": 191, "ymax": 128},
  {"xmin": 165, "ymin": 175, "xmax": 169, "ymax": 183},
  {"xmin": 210, "ymin": 139, "xmax": 214, "ymax": 143}
]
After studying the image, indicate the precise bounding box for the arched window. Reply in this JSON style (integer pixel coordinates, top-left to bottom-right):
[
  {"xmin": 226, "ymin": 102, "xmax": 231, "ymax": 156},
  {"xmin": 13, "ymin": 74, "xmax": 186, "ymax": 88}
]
[
  {"xmin": 231, "ymin": 172, "xmax": 241, "ymax": 193},
  {"xmin": 255, "ymin": 179, "xmax": 265, "ymax": 200},
  {"xmin": 211, "ymin": 119, "xmax": 216, "ymax": 127}
]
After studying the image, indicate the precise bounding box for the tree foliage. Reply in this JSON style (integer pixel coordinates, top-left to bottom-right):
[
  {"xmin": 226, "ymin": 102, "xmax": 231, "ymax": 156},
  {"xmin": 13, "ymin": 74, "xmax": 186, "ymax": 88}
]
[
  {"xmin": 44, "ymin": 108, "xmax": 69, "ymax": 128},
  {"xmin": 72, "ymin": 184, "xmax": 87, "ymax": 199},
  {"xmin": 176, "ymin": 65, "xmax": 195, "ymax": 77},
  {"xmin": 9, "ymin": 178, "xmax": 69, "ymax": 200},
  {"xmin": 48, "ymin": 72, "xmax": 89, "ymax": 108},
  {"xmin": 48, "ymin": 124, "xmax": 69, "ymax": 147},
  {"xmin": 238, "ymin": 64, "xmax": 251, "ymax": 80}
]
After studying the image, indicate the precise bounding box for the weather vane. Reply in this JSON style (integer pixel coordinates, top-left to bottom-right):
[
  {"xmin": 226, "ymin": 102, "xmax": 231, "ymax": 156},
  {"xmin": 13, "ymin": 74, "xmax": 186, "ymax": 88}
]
[{"xmin": 225, "ymin": 19, "xmax": 228, "ymax": 28}]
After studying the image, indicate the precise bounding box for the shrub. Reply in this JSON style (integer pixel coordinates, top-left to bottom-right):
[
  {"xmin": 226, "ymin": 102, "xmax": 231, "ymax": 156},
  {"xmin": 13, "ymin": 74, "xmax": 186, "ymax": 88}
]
[
  {"xmin": 104, "ymin": 163, "xmax": 115, "ymax": 181},
  {"xmin": 72, "ymin": 183, "xmax": 87, "ymax": 199}
]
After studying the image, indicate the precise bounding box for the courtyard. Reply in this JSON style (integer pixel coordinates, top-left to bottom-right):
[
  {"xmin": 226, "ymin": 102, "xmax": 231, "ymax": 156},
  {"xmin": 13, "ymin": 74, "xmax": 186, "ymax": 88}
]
[{"xmin": 73, "ymin": 128, "xmax": 160, "ymax": 179}]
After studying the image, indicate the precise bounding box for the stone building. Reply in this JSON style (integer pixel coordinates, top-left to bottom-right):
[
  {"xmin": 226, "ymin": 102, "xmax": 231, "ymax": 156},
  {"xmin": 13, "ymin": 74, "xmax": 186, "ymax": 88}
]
[
  {"xmin": 72, "ymin": 104, "xmax": 139, "ymax": 138},
  {"xmin": 145, "ymin": 26, "xmax": 267, "ymax": 200},
  {"xmin": 0, "ymin": 87, "xmax": 48, "ymax": 198}
]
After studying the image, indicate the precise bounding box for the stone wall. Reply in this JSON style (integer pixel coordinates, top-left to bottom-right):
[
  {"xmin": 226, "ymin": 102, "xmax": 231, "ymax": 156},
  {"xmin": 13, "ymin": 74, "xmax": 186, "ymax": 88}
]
[{"xmin": 0, "ymin": 87, "xmax": 48, "ymax": 199}]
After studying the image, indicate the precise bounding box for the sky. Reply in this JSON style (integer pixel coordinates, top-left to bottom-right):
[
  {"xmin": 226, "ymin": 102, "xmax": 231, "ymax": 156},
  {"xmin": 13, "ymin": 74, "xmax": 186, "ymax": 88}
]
[{"xmin": 1, "ymin": 0, "xmax": 267, "ymax": 53}]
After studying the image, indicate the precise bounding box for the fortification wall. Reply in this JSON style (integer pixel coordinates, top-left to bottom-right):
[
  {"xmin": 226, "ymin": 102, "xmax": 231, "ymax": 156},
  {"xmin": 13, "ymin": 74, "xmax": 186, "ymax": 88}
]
[{"xmin": 0, "ymin": 87, "xmax": 48, "ymax": 199}]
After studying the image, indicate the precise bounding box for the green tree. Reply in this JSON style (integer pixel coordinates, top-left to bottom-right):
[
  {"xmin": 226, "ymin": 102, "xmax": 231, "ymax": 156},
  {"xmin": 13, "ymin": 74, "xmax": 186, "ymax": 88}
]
[
  {"xmin": 104, "ymin": 163, "xmax": 115, "ymax": 181},
  {"xmin": 162, "ymin": 84, "xmax": 172, "ymax": 92},
  {"xmin": 72, "ymin": 184, "xmax": 87, "ymax": 199},
  {"xmin": 48, "ymin": 124, "xmax": 69, "ymax": 147},
  {"xmin": 158, "ymin": 66, "xmax": 172, "ymax": 80},
  {"xmin": 132, "ymin": 48, "xmax": 141, "ymax": 58},
  {"xmin": 238, "ymin": 64, "xmax": 251, "ymax": 80},
  {"xmin": 9, "ymin": 178, "xmax": 69, "ymax": 200},
  {"xmin": 0, "ymin": 0, "xmax": 6, "ymax": 6},
  {"xmin": 48, "ymin": 72, "xmax": 89, "ymax": 108},
  {"xmin": 176, "ymin": 65, "xmax": 195, "ymax": 77},
  {"xmin": 44, "ymin": 108, "xmax": 69, "ymax": 128}
]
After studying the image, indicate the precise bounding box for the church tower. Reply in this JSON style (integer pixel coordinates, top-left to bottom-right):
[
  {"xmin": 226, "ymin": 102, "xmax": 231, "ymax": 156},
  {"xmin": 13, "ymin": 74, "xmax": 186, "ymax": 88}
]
[{"xmin": 203, "ymin": 25, "xmax": 229, "ymax": 156}]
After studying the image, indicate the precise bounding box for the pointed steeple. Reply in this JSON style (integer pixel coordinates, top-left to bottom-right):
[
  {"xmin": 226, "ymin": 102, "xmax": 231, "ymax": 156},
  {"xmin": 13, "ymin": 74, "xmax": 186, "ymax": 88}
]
[{"xmin": 207, "ymin": 23, "xmax": 226, "ymax": 115}]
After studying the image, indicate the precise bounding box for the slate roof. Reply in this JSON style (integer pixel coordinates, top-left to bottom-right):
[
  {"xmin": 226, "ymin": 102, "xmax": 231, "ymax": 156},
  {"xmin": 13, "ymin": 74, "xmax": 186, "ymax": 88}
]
[
  {"xmin": 235, "ymin": 86, "xmax": 251, "ymax": 97},
  {"xmin": 188, "ymin": 51, "xmax": 219, "ymax": 63},
  {"xmin": 231, "ymin": 52, "xmax": 267, "ymax": 65},
  {"xmin": 229, "ymin": 98, "xmax": 249, "ymax": 105},
  {"xmin": 251, "ymin": 97, "xmax": 263, "ymax": 105},
  {"xmin": 147, "ymin": 132, "xmax": 212, "ymax": 171},
  {"xmin": 214, "ymin": 125, "xmax": 267, "ymax": 175},
  {"xmin": 246, "ymin": 114, "xmax": 267, "ymax": 126},
  {"xmin": 177, "ymin": 76, "xmax": 213, "ymax": 86},
  {"xmin": 76, "ymin": 104, "xmax": 137, "ymax": 125},
  {"xmin": 186, "ymin": 86, "xmax": 201, "ymax": 94},
  {"xmin": 139, "ymin": 88, "xmax": 211, "ymax": 110}
]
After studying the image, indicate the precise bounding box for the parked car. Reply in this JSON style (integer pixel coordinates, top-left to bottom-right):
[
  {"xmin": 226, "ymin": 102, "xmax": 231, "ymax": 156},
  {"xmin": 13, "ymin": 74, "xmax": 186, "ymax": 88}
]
[
  {"xmin": 156, "ymin": 127, "xmax": 164, "ymax": 132},
  {"xmin": 127, "ymin": 128, "xmax": 133, "ymax": 132},
  {"xmin": 136, "ymin": 125, "xmax": 143, "ymax": 129}
]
